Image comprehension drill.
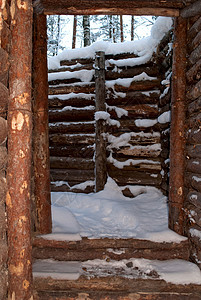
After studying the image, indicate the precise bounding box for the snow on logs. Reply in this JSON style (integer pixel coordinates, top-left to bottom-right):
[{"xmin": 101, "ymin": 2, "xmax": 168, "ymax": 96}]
[{"xmin": 48, "ymin": 26, "xmax": 175, "ymax": 191}]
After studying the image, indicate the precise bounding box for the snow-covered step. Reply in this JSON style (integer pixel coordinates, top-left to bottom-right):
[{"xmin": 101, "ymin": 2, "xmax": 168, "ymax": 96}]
[
  {"xmin": 33, "ymin": 237, "xmax": 189, "ymax": 262},
  {"xmin": 33, "ymin": 258, "xmax": 201, "ymax": 299},
  {"xmin": 48, "ymin": 69, "xmax": 95, "ymax": 86}
]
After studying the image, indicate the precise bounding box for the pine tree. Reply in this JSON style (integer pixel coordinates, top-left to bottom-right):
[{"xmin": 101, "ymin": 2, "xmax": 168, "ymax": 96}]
[
  {"xmin": 72, "ymin": 15, "xmax": 77, "ymax": 49},
  {"xmin": 83, "ymin": 15, "xmax": 90, "ymax": 47}
]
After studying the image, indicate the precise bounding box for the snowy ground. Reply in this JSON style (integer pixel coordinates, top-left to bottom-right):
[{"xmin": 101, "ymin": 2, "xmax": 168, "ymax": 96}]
[{"xmin": 44, "ymin": 177, "xmax": 187, "ymax": 243}]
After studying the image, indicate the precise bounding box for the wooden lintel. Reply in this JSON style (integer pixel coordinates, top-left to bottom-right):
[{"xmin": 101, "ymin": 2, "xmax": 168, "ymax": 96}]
[
  {"xmin": 44, "ymin": 7, "xmax": 180, "ymax": 17},
  {"xmin": 180, "ymin": 0, "xmax": 201, "ymax": 18}
]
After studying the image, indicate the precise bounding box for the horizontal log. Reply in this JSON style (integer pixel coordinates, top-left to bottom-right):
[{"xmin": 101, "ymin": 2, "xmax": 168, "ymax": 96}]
[
  {"xmin": 187, "ymin": 112, "xmax": 201, "ymax": 128},
  {"xmin": 48, "ymin": 78, "xmax": 82, "ymax": 86},
  {"xmin": 187, "ymin": 203, "xmax": 201, "ymax": 227},
  {"xmin": 187, "ymin": 16, "xmax": 201, "ymax": 42},
  {"xmin": 0, "ymin": 83, "xmax": 9, "ymax": 114},
  {"xmin": 186, "ymin": 58, "xmax": 201, "ymax": 83},
  {"xmin": 49, "ymin": 134, "xmax": 95, "ymax": 146},
  {"xmin": 180, "ymin": 0, "xmax": 201, "ymax": 18},
  {"xmin": 105, "ymin": 52, "xmax": 139, "ymax": 61},
  {"xmin": 116, "ymin": 145, "xmax": 161, "ymax": 158},
  {"xmin": 49, "ymin": 122, "xmax": 95, "ymax": 134},
  {"xmin": 106, "ymin": 91, "xmax": 160, "ymax": 106},
  {"xmin": 107, "ymin": 161, "xmax": 161, "ymax": 172},
  {"xmin": 109, "ymin": 119, "xmax": 160, "ymax": 133},
  {"xmin": 188, "ymin": 29, "xmax": 201, "ymax": 54},
  {"xmin": 44, "ymin": 7, "xmax": 180, "ymax": 17},
  {"xmin": 159, "ymin": 90, "xmax": 171, "ymax": 107},
  {"xmin": 51, "ymin": 183, "xmax": 94, "ymax": 193},
  {"xmin": 32, "ymin": 239, "xmax": 188, "ymax": 262},
  {"xmin": 111, "ymin": 80, "xmax": 161, "ymax": 93},
  {"xmin": 60, "ymin": 58, "xmax": 93, "ymax": 67},
  {"xmin": 49, "ymin": 83, "xmax": 95, "ymax": 95},
  {"xmin": 106, "ymin": 64, "xmax": 159, "ymax": 80},
  {"xmin": 186, "ymin": 159, "xmax": 201, "ymax": 174},
  {"xmin": 108, "ymin": 170, "xmax": 162, "ymax": 186},
  {"xmin": 186, "ymin": 191, "xmax": 201, "ymax": 208},
  {"xmin": 188, "ymin": 43, "xmax": 201, "ymax": 66},
  {"xmin": 186, "ymin": 144, "xmax": 201, "ymax": 158},
  {"xmin": 187, "ymin": 96, "xmax": 201, "ymax": 115},
  {"xmin": 186, "ymin": 79, "xmax": 201, "ymax": 101},
  {"xmin": 0, "ymin": 118, "xmax": 7, "ymax": 145},
  {"xmin": 49, "ymin": 63, "xmax": 94, "ymax": 73},
  {"xmin": 48, "ymin": 96, "xmax": 95, "ymax": 108},
  {"xmin": 190, "ymin": 173, "xmax": 201, "ymax": 192},
  {"xmin": 50, "ymin": 169, "xmax": 95, "ymax": 182},
  {"xmin": 50, "ymin": 157, "xmax": 94, "ymax": 170},
  {"xmin": 49, "ymin": 108, "xmax": 95, "ymax": 122},
  {"xmin": 50, "ymin": 145, "xmax": 94, "ymax": 158},
  {"xmin": 187, "ymin": 126, "xmax": 201, "ymax": 144},
  {"xmin": 109, "ymin": 104, "xmax": 159, "ymax": 119}
]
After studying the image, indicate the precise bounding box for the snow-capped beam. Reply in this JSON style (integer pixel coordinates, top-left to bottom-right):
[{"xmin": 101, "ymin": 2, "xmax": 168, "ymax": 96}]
[
  {"xmin": 169, "ymin": 17, "xmax": 187, "ymax": 236},
  {"xmin": 6, "ymin": 0, "xmax": 33, "ymax": 299},
  {"xmin": 33, "ymin": 0, "xmax": 194, "ymax": 16},
  {"xmin": 180, "ymin": 0, "xmax": 201, "ymax": 18},
  {"xmin": 32, "ymin": 13, "xmax": 52, "ymax": 235}
]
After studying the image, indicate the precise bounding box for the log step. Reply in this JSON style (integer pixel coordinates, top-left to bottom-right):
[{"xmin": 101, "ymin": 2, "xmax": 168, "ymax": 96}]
[
  {"xmin": 32, "ymin": 237, "xmax": 189, "ymax": 262},
  {"xmin": 33, "ymin": 255, "xmax": 201, "ymax": 300}
]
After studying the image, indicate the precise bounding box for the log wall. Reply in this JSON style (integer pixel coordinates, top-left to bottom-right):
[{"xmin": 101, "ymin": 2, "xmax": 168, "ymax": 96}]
[
  {"xmin": 0, "ymin": 0, "xmax": 10, "ymax": 298},
  {"xmin": 48, "ymin": 34, "xmax": 171, "ymax": 195},
  {"xmin": 185, "ymin": 15, "xmax": 201, "ymax": 269}
]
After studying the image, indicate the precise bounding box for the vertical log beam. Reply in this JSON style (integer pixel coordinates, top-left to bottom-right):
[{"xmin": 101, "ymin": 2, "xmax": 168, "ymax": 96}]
[
  {"xmin": 95, "ymin": 51, "xmax": 107, "ymax": 192},
  {"xmin": 6, "ymin": 0, "xmax": 33, "ymax": 299},
  {"xmin": 169, "ymin": 17, "xmax": 187, "ymax": 235},
  {"xmin": 33, "ymin": 13, "xmax": 52, "ymax": 234}
]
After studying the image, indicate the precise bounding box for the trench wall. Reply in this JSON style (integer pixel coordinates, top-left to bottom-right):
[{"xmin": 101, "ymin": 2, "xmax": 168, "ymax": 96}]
[{"xmin": 48, "ymin": 33, "xmax": 172, "ymax": 195}]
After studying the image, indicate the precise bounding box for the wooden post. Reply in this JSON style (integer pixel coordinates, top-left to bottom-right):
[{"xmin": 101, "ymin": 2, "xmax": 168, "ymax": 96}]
[
  {"xmin": 95, "ymin": 51, "xmax": 107, "ymax": 192},
  {"xmin": 33, "ymin": 13, "xmax": 52, "ymax": 234},
  {"xmin": 169, "ymin": 17, "xmax": 187, "ymax": 235},
  {"xmin": 6, "ymin": 0, "xmax": 33, "ymax": 299}
]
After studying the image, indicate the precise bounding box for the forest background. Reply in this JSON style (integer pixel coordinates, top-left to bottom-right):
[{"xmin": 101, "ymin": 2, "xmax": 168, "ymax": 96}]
[{"xmin": 47, "ymin": 15, "xmax": 157, "ymax": 56}]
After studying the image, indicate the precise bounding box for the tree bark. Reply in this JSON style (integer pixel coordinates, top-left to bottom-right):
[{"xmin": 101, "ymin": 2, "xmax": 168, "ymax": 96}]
[
  {"xmin": 120, "ymin": 15, "xmax": 124, "ymax": 42},
  {"xmin": 83, "ymin": 15, "xmax": 90, "ymax": 47},
  {"xmin": 33, "ymin": 13, "xmax": 52, "ymax": 235},
  {"xmin": 169, "ymin": 17, "xmax": 187, "ymax": 235},
  {"xmin": 6, "ymin": 0, "xmax": 33, "ymax": 299},
  {"xmin": 72, "ymin": 15, "xmax": 77, "ymax": 49},
  {"xmin": 131, "ymin": 15, "xmax": 134, "ymax": 41}
]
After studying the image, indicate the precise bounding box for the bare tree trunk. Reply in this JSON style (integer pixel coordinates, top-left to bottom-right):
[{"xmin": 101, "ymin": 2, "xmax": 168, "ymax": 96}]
[
  {"xmin": 7, "ymin": 0, "xmax": 33, "ymax": 299},
  {"xmin": 72, "ymin": 15, "xmax": 77, "ymax": 49},
  {"xmin": 120, "ymin": 15, "xmax": 124, "ymax": 42},
  {"xmin": 131, "ymin": 15, "xmax": 134, "ymax": 41},
  {"xmin": 56, "ymin": 15, "xmax": 60, "ymax": 55},
  {"xmin": 108, "ymin": 15, "xmax": 113, "ymax": 41},
  {"xmin": 83, "ymin": 15, "xmax": 90, "ymax": 47}
]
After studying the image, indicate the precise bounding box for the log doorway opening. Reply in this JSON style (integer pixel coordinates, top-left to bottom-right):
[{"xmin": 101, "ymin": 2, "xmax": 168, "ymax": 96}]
[{"xmin": 32, "ymin": 13, "xmax": 187, "ymax": 239}]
